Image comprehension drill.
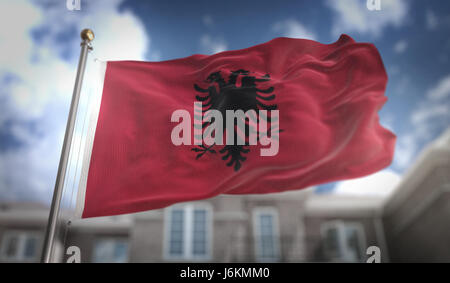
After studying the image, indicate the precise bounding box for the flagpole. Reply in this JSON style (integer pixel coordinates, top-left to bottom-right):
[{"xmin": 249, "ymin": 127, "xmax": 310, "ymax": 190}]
[{"xmin": 41, "ymin": 29, "xmax": 94, "ymax": 263}]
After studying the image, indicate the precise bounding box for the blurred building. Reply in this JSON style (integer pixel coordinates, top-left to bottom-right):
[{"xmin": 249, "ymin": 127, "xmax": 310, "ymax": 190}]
[
  {"xmin": 382, "ymin": 127, "xmax": 450, "ymax": 262},
  {"xmin": 0, "ymin": 127, "xmax": 449, "ymax": 263}
]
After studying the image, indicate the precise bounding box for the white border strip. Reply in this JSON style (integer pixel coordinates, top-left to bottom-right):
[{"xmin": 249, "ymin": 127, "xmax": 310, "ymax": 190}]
[{"xmin": 74, "ymin": 60, "xmax": 107, "ymax": 219}]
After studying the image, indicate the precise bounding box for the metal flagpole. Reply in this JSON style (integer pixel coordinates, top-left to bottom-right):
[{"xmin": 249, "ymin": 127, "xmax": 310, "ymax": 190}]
[{"xmin": 41, "ymin": 29, "xmax": 95, "ymax": 263}]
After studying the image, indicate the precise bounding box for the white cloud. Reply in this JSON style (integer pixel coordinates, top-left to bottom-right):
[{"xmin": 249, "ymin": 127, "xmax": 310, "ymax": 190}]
[
  {"xmin": 380, "ymin": 112, "xmax": 395, "ymax": 133},
  {"xmin": 411, "ymin": 104, "xmax": 449, "ymax": 125},
  {"xmin": 426, "ymin": 9, "xmax": 438, "ymax": 30},
  {"xmin": 426, "ymin": 74, "xmax": 450, "ymax": 101},
  {"xmin": 413, "ymin": 75, "xmax": 450, "ymax": 133},
  {"xmin": 335, "ymin": 170, "xmax": 401, "ymax": 197},
  {"xmin": 393, "ymin": 74, "xmax": 450, "ymax": 170},
  {"xmin": 393, "ymin": 40, "xmax": 408, "ymax": 54},
  {"xmin": 394, "ymin": 134, "xmax": 417, "ymax": 169},
  {"xmin": 411, "ymin": 75, "xmax": 450, "ymax": 139},
  {"xmin": 1, "ymin": 0, "xmax": 150, "ymax": 120},
  {"xmin": 272, "ymin": 19, "xmax": 317, "ymax": 40},
  {"xmin": 32, "ymin": 0, "xmax": 149, "ymax": 62},
  {"xmin": 202, "ymin": 14, "xmax": 214, "ymax": 28},
  {"xmin": 200, "ymin": 34, "xmax": 227, "ymax": 54},
  {"xmin": 326, "ymin": 0, "xmax": 409, "ymax": 37},
  {"xmin": 0, "ymin": 0, "xmax": 42, "ymax": 73},
  {"xmin": 0, "ymin": 0, "xmax": 151, "ymax": 203}
]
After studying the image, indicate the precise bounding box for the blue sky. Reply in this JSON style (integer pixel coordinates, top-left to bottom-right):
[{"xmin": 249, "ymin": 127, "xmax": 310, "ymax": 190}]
[{"xmin": 0, "ymin": 0, "xmax": 449, "ymax": 203}]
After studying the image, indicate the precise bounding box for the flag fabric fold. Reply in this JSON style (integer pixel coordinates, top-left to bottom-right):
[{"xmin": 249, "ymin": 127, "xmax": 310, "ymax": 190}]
[{"xmin": 75, "ymin": 34, "xmax": 395, "ymax": 218}]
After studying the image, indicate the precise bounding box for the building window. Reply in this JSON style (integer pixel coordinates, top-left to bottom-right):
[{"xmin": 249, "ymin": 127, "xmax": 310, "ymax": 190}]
[
  {"xmin": 321, "ymin": 221, "xmax": 366, "ymax": 262},
  {"xmin": 192, "ymin": 209, "xmax": 207, "ymax": 256},
  {"xmin": 0, "ymin": 231, "xmax": 41, "ymax": 262},
  {"xmin": 169, "ymin": 209, "xmax": 184, "ymax": 256},
  {"xmin": 92, "ymin": 238, "xmax": 129, "ymax": 263},
  {"xmin": 164, "ymin": 203, "xmax": 212, "ymax": 260},
  {"xmin": 253, "ymin": 208, "xmax": 280, "ymax": 262}
]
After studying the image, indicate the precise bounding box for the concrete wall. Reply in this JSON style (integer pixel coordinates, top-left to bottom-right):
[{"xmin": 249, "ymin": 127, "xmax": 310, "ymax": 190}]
[{"xmin": 383, "ymin": 165, "xmax": 450, "ymax": 262}]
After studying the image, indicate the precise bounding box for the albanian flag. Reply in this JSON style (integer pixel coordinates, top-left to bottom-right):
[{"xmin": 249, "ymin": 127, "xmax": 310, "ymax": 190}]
[{"xmin": 75, "ymin": 34, "xmax": 395, "ymax": 218}]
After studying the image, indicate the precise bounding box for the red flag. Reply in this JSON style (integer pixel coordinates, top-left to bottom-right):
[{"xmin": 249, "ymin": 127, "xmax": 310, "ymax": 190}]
[{"xmin": 76, "ymin": 34, "xmax": 395, "ymax": 218}]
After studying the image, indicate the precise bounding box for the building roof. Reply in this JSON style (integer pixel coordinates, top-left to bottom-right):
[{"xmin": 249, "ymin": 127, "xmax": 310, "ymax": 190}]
[
  {"xmin": 383, "ymin": 127, "xmax": 450, "ymax": 215},
  {"xmin": 304, "ymin": 194, "xmax": 386, "ymax": 218}
]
